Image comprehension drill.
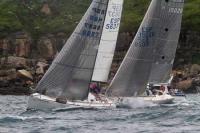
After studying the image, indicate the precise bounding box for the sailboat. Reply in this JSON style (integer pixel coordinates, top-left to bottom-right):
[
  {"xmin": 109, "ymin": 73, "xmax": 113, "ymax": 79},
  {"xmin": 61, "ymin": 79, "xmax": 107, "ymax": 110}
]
[
  {"xmin": 147, "ymin": 0, "xmax": 185, "ymax": 97},
  {"xmin": 27, "ymin": 0, "xmax": 124, "ymax": 110},
  {"xmin": 107, "ymin": 0, "xmax": 184, "ymax": 105}
]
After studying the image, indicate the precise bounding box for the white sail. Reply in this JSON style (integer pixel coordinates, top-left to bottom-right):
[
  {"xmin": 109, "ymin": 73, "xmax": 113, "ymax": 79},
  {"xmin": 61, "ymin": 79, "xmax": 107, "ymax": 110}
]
[{"xmin": 92, "ymin": 0, "xmax": 124, "ymax": 82}]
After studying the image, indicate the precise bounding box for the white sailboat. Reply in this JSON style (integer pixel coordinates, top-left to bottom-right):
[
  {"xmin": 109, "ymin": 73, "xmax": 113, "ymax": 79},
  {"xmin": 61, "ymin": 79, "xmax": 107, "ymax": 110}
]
[
  {"xmin": 147, "ymin": 0, "xmax": 185, "ymax": 97},
  {"xmin": 27, "ymin": 0, "xmax": 124, "ymax": 111},
  {"xmin": 107, "ymin": 0, "xmax": 184, "ymax": 106}
]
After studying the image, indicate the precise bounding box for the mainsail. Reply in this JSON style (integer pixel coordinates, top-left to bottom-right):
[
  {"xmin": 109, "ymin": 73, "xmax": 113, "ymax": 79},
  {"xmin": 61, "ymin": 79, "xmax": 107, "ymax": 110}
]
[
  {"xmin": 92, "ymin": 0, "xmax": 124, "ymax": 82},
  {"xmin": 36, "ymin": 0, "xmax": 109, "ymax": 100},
  {"xmin": 148, "ymin": 0, "xmax": 184, "ymax": 84},
  {"xmin": 108, "ymin": 0, "xmax": 184, "ymax": 97}
]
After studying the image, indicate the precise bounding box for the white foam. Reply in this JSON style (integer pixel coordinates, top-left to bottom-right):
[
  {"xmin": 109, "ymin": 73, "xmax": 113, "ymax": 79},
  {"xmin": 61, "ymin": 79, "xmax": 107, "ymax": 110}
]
[{"xmin": 117, "ymin": 97, "xmax": 158, "ymax": 109}]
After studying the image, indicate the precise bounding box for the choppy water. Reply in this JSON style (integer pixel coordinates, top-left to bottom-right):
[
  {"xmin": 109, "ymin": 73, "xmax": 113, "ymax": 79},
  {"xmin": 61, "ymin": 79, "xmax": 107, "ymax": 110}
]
[{"xmin": 0, "ymin": 95, "xmax": 200, "ymax": 133}]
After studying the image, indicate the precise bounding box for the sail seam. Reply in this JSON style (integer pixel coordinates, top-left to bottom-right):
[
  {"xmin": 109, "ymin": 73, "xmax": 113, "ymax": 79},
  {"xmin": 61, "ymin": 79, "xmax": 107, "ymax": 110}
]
[
  {"xmin": 93, "ymin": 67, "xmax": 110, "ymax": 69},
  {"xmin": 168, "ymin": 1, "xmax": 184, "ymax": 4},
  {"xmin": 96, "ymin": 51, "xmax": 114, "ymax": 54},
  {"xmin": 53, "ymin": 62, "xmax": 94, "ymax": 70},
  {"xmin": 73, "ymin": 32, "xmax": 101, "ymax": 39},
  {"xmin": 100, "ymin": 39, "xmax": 116, "ymax": 42},
  {"xmin": 126, "ymin": 58, "xmax": 153, "ymax": 62},
  {"xmin": 80, "ymin": 53, "xmax": 97, "ymax": 56},
  {"xmin": 156, "ymin": 38, "xmax": 179, "ymax": 42},
  {"xmin": 93, "ymin": 1, "xmax": 107, "ymax": 5}
]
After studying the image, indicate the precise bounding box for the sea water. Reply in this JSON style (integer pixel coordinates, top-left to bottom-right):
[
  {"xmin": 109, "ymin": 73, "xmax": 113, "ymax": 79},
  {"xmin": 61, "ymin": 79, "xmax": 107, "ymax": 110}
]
[{"xmin": 0, "ymin": 94, "xmax": 200, "ymax": 133}]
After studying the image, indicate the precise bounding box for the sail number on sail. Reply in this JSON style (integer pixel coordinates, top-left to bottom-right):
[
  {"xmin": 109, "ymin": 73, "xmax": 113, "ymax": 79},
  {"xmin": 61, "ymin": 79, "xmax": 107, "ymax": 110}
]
[
  {"xmin": 168, "ymin": 0, "xmax": 184, "ymax": 14},
  {"xmin": 82, "ymin": 7, "xmax": 106, "ymax": 37},
  {"xmin": 135, "ymin": 27, "xmax": 154, "ymax": 47},
  {"xmin": 105, "ymin": 4, "xmax": 122, "ymax": 30},
  {"xmin": 169, "ymin": 7, "xmax": 183, "ymax": 14}
]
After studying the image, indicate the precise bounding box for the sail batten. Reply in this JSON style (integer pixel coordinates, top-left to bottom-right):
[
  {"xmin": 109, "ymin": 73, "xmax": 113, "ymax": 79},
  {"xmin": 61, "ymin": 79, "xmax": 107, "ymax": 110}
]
[{"xmin": 36, "ymin": 0, "xmax": 109, "ymax": 100}]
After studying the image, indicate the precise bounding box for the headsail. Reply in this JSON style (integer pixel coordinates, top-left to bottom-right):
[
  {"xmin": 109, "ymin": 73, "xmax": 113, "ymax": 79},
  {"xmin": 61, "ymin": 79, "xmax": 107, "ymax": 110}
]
[
  {"xmin": 36, "ymin": 0, "xmax": 109, "ymax": 100},
  {"xmin": 108, "ymin": 0, "xmax": 183, "ymax": 97},
  {"xmin": 148, "ymin": 0, "xmax": 184, "ymax": 84},
  {"xmin": 92, "ymin": 0, "xmax": 124, "ymax": 82}
]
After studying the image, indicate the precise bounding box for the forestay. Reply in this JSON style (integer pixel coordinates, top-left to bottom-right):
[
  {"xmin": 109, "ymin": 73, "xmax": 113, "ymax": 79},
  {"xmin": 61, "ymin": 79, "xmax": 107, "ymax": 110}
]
[
  {"xmin": 92, "ymin": 0, "xmax": 124, "ymax": 82},
  {"xmin": 148, "ymin": 0, "xmax": 184, "ymax": 84},
  {"xmin": 36, "ymin": 0, "xmax": 109, "ymax": 100},
  {"xmin": 108, "ymin": 0, "xmax": 169, "ymax": 97}
]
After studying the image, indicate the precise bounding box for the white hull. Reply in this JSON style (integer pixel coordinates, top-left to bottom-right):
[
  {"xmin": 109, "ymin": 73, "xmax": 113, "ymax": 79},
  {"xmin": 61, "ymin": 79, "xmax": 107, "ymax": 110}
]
[
  {"xmin": 142, "ymin": 94, "xmax": 174, "ymax": 104},
  {"xmin": 27, "ymin": 93, "xmax": 116, "ymax": 111},
  {"xmin": 114, "ymin": 94, "xmax": 174, "ymax": 108}
]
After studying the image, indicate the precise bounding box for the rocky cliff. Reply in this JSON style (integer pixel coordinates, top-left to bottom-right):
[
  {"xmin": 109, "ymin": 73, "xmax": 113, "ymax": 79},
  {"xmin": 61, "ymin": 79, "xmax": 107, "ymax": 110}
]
[{"xmin": 1, "ymin": 30, "xmax": 200, "ymax": 94}]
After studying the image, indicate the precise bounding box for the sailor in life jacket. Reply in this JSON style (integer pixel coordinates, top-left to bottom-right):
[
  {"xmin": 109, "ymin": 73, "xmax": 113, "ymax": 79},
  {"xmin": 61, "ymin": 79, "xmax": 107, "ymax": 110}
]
[
  {"xmin": 160, "ymin": 85, "xmax": 165, "ymax": 92},
  {"xmin": 89, "ymin": 83, "xmax": 101, "ymax": 94},
  {"xmin": 89, "ymin": 83, "xmax": 101, "ymax": 100}
]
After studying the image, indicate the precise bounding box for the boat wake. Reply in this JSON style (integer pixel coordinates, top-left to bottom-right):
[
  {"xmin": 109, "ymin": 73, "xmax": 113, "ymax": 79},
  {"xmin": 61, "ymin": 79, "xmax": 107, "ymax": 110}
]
[
  {"xmin": 117, "ymin": 97, "xmax": 158, "ymax": 109},
  {"xmin": 52, "ymin": 106, "xmax": 101, "ymax": 112},
  {"xmin": 160, "ymin": 96, "xmax": 200, "ymax": 109},
  {"xmin": 0, "ymin": 115, "xmax": 43, "ymax": 123}
]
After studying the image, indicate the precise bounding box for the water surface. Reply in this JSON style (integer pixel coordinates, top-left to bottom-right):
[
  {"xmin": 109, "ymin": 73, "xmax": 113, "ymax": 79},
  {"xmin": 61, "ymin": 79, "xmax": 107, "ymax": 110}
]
[{"xmin": 0, "ymin": 95, "xmax": 200, "ymax": 133}]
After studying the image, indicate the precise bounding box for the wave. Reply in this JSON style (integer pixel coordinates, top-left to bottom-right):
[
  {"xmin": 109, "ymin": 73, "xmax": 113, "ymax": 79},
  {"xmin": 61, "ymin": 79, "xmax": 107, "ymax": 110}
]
[
  {"xmin": 0, "ymin": 115, "xmax": 43, "ymax": 123},
  {"xmin": 117, "ymin": 97, "xmax": 158, "ymax": 109}
]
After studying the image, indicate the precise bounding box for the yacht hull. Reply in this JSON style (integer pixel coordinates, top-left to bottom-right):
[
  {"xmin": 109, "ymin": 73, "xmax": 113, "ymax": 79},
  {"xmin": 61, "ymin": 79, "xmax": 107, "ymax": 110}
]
[
  {"xmin": 113, "ymin": 94, "xmax": 174, "ymax": 108},
  {"xmin": 27, "ymin": 93, "xmax": 116, "ymax": 111},
  {"xmin": 142, "ymin": 94, "xmax": 174, "ymax": 104}
]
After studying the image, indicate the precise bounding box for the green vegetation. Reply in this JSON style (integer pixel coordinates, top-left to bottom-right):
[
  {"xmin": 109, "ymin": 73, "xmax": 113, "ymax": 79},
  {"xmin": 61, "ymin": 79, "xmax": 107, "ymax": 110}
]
[
  {"xmin": 192, "ymin": 53, "xmax": 200, "ymax": 64},
  {"xmin": 0, "ymin": 0, "xmax": 199, "ymax": 38},
  {"xmin": 121, "ymin": 0, "xmax": 150, "ymax": 32},
  {"xmin": 0, "ymin": 0, "xmax": 90, "ymax": 38},
  {"xmin": 182, "ymin": 0, "xmax": 200, "ymax": 31}
]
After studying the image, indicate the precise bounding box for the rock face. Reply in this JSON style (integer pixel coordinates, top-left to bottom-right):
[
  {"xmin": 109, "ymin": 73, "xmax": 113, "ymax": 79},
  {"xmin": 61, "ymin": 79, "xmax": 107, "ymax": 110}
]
[
  {"xmin": 37, "ymin": 35, "xmax": 57, "ymax": 60},
  {"xmin": 0, "ymin": 67, "xmax": 31, "ymax": 95},
  {"xmin": 0, "ymin": 32, "xmax": 31, "ymax": 58},
  {"xmin": 175, "ymin": 31, "xmax": 200, "ymax": 67},
  {"xmin": 173, "ymin": 64, "xmax": 200, "ymax": 93},
  {"xmin": 175, "ymin": 79, "xmax": 193, "ymax": 90},
  {"xmin": 0, "ymin": 32, "xmax": 67, "ymax": 61},
  {"xmin": 15, "ymin": 33, "xmax": 31, "ymax": 57},
  {"xmin": 0, "ymin": 39, "xmax": 9, "ymax": 56},
  {"xmin": 0, "ymin": 69, "xmax": 17, "ymax": 81},
  {"xmin": 41, "ymin": 3, "xmax": 51, "ymax": 15},
  {"xmin": 0, "ymin": 30, "xmax": 199, "ymax": 95},
  {"xmin": 0, "ymin": 56, "xmax": 27, "ymax": 67},
  {"xmin": 190, "ymin": 64, "xmax": 200, "ymax": 75},
  {"xmin": 0, "ymin": 32, "xmax": 67, "ymax": 95},
  {"xmin": 36, "ymin": 61, "xmax": 49, "ymax": 75}
]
